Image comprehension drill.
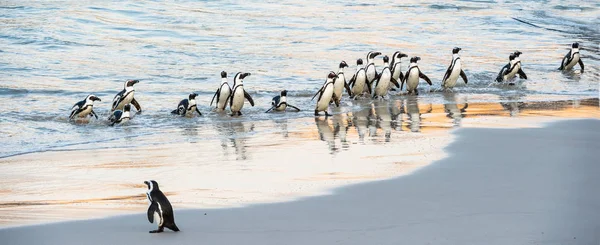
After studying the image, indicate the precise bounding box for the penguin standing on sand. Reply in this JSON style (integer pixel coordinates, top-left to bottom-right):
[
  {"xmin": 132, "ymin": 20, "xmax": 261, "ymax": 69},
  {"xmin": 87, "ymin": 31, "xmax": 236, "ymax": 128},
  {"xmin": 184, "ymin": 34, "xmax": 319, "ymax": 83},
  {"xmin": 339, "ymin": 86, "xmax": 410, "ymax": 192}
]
[
  {"xmin": 108, "ymin": 104, "xmax": 131, "ymax": 126},
  {"xmin": 332, "ymin": 61, "xmax": 352, "ymax": 106},
  {"xmin": 69, "ymin": 94, "xmax": 101, "ymax": 121},
  {"xmin": 210, "ymin": 71, "xmax": 232, "ymax": 112},
  {"xmin": 402, "ymin": 57, "xmax": 432, "ymax": 95},
  {"xmin": 111, "ymin": 80, "xmax": 141, "ymax": 112},
  {"xmin": 265, "ymin": 90, "xmax": 301, "ymax": 113},
  {"xmin": 312, "ymin": 71, "xmax": 339, "ymax": 116},
  {"xmin": 171, "ymin": 93, "xmax": 202, "ymax": 117},
  {"xmin": 230, "ymin": 72, "xmax": 254, "ymax": 116},
  {"xmin": 373, "ymin": 55, "xmax": 400, "ymax": 99},
  {"xmin": 559, "ymin": 42, "xmax": 584, "ymax": 72},
  {"xmin": 390, "ymin": 51, "xmax": 408, "ymax": 90},
  {"xmin": 349, "ymin": 58, "xmax": 369, "ymax": 98},
  {"xmin": 365, "ymin": 51, "xmax": 382, "ymax": 92},
  {"xmin": 144, "ymin": 180, "xmax": 180, "ymax": 233},
  {"xmin": 441, "ymin": 47, "xmax": 468, "ymax": 90}
]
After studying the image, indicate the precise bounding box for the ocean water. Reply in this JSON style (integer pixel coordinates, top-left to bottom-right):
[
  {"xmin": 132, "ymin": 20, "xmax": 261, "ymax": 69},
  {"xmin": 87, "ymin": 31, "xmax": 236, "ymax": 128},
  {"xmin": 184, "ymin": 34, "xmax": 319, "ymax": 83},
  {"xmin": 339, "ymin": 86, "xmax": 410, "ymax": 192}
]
[{"xmin": 0, "ymin": 0, "xmax": 599, "ymax": 158}]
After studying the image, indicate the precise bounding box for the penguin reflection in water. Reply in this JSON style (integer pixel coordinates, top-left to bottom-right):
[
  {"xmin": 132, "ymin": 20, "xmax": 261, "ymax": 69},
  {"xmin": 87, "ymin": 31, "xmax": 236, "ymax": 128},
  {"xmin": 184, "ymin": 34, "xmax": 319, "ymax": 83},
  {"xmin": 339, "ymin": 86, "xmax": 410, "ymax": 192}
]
[
  {"xmin": 144, "ymin": 180, "xmax": 180, "ymax": 233},
  {"xmin": 171, "ymin": 93, "xmax": 202, "ymax": 117},
  {"xmin": 265, "ymin": 90, "xmax": 301, "ymax": 113},
  {"xmin": 312, "ymin": 71, "xmax": 339, "ymax": 117},
  {"xmin": 69, "ymin": 94, "xmax": 101, "ymax": 122}
]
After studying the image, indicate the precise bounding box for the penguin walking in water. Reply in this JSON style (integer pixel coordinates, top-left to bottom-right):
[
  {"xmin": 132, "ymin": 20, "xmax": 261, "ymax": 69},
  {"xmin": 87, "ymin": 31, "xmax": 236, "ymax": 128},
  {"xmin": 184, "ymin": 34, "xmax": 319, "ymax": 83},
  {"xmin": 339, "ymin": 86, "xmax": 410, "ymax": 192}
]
[
  {"xmin": 230, "ymin": 72, "xmax": 254, "ymax": 116},
  {"xmin": 210, "ymin": 71, "xmax": 232, "ymax": 112},
  {"xmin": 348, "ymin": 58, "xmax": 369, "ymax": 99},
  {"xmin": 69, "ymin": 94, "xmax": 101, "ymax": 121},
  {"xmin": 312, "ymin": 71, "xmax": 339, "ymax": 117},
  {"xmin": 171, "ymin": 93, "xmax": 202, "ymax": 117},
  {"xmin": 373, "ymin": 55, "xmax": 400, "ymax": 99},
  {"xmin": 402, "ymin": 57, "xmax": 432, "ymax": 95},
  {"xmin": 365, "ymin": 51, "xmax": 382, "ymax": 93},
  {"xmin": 390, "ymin": 51, "xmax": 408, "ymax": 91},
  {"xmin": 512, "ymin": 51, "xmax": 527, "ymax": 79},
  {"xmin": 331, "ymin": 61, "xmax": 352, "ymax": 106},
  {"xmin": 108, "ymin": 104, "xmax": 131, "ymax": 126},
  {"xmin": 496, "ymin": 53, "xmax": 517, "ymax": 83},
  {"xmin": 441, "ymin": 47, "xmax": 468, "ymax": 90},
  {"xmin": 111, "ymin": 80, "xmax": 141, "ymax": 112},
  {"xmin": 144, "ymin": 180, "xmax": 180, "ymax": 233},
  {"xmin": 265, "ymin": 90, "xmax": 301, "ymax": 113},
  {"xmin": 559, "ymin": 42, "xmax": 584, "ymax": 72}
]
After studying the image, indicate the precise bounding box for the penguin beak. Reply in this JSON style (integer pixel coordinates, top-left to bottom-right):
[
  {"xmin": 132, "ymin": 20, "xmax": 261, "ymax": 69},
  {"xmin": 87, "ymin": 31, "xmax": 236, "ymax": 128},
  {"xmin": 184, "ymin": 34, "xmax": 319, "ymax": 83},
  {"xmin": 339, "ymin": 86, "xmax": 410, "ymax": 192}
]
[
  {"xmin": 143, "ymin": 181, "xmax": 148, "ymax": 187},
  {"xmin": 374, "ymin": 52, "xmax": 381, "ymax": 57},
  {"xmin": 241, "ymin": 73, "xmax": 251, "ymax": 79},
  {"xmin": 416, "ymin": 57, "xmax": 421, "ymax": 61},
  {"xmin": 92, "ymin": 96, "xmax": 101, "ymax": 102},
  {"xmin": 400, "ymin": 53, "xmax": 408, "ymax": 58},
  {"xmin": 131, "ymin": 80, "xmax": 140, "ymax": 85}
]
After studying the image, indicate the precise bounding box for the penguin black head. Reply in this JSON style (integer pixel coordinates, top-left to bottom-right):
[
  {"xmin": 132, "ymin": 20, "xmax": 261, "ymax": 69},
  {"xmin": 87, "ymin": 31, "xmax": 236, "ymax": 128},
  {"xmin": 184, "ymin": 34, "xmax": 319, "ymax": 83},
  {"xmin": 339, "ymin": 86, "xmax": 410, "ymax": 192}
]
[
  {"xmin": 410, "ymin": 56, "xmax": 421, "ymax": 63},
  {"xmin": 508, "ymin": 53, "xmax": 516, "ymax": 61},
  {"xmin": 189, "ymin": 93, "xmax": 198, "ymax": 100},
  {"xmin": 240, "ymin": 72, "xmax": 251, "ymax": 79},
  {"xmin": 144, "ymin": 180, "xmax": 159, "ymax": 191},
  {"xmin": 383, "ymin": 55, "xmax": 389, "ymax": 63},
  {"xmin": 394, "ymin": 51, "xmax": 408, "ymax": 59},
  {"xmin": 234, "ymin": 72, "xmax": 251, "ymax": 84},
  {"xmin": 328, "ymin": 71, "xmax": 337, "ymax": 79},
  {"xmin": 125, "ymin": 80, "xmax": 139, "ymax": 88},
  {"xmin": 87, "ymin": 94, "xmax": 101, "ymax": 102},
  {"xmin": 221, "ymin": 71, "xmax": 227, "ymax": 78},
  {"xmin": 124, "ymin": 104, "xmax": 131, "ymax": 112},
  {"xmin": 368, "ymin": 51, "xmax": 382, "ymax": 59},
  {"xmin": 281, "ymin": 90, "xmax": 288, "ymax": 96},
  {"xmin": 356, "ymin": 58, "xmax": 364, "ymax": 65},
  {"xmin": 452, "ymin": 47, "xmax": 462, "ymax": 54},
  {"xmin": 572, "ymin": 42, "xmax": 579, "ymax": 49},
  {"xmin": 513, "ymin": 51, "xmax": 522, "ymax": 57},
  {"xmin": 339, "ymin": 61, "xmax": 348, "ymax": 68}
]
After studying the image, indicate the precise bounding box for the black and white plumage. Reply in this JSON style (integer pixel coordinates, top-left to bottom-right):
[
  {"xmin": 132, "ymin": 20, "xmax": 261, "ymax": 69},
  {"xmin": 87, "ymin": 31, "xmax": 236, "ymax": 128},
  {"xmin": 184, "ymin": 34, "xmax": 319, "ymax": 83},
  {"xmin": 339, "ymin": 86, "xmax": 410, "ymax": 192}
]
[
  {"xmin": 365, "ymin": 51, "xmax": 382, "ymax": 92},
  {"xmin": 512, "ymin": 51, "xmax": 527, "ymax": 80},
  {"xmin": 69, "ymin": 94, "xmax": 101, "ymax": 121},
  {"xmin": 332, "ymin": 61, "xmax": 352, "ymax": 106},
  {"xmin": 108, "ymin": 104, "xmax": 131, "ymax": 126},
  {"xmin": 349, "ymin": 58, "xmax": 369, "ymax": 98},
  {"xmin": 402, "ymin": 57, "xmax": 432, "ymax": 95},
  {"xmin": 441, "ymin": 47, "xmax": 468, "ymax": 89},
  {"xmin": 230, "ymin": 72, "xmax": 254, "ymax": 116},
  {"xmin": 265, "ymin": 90, "xmax": 301, "ymax": 113},
  {"xmin": 495, "ymin": 52, "xmax": 526, "ymax": 83},
  {"xmin": 373, "ymin": 55, "xmax": 400, "ymax": 99},
  {"xmin": 144, "ymin": 180, "xmax": 180, "ymax": 233},
  {"xmin": 559, "ymin": 42, "xmax": 584, "ymax": 72},
  {"xmin": 312, "ymin": 71, "xmax": 339, "ymax": 117},
  {"xmin": 210, "ymin": 71, "xmax": 232, "ymax": 112},
  {"xmin": 111, "ymin": 80, "xmax": 141, "ymax": 112},
  {"xmin": 171, "ymin": 93, "xmax": 202, "ymax": 117},
  {"xmin": 390, "ymin": 51, "xmax": 408, "ymax": 90}
]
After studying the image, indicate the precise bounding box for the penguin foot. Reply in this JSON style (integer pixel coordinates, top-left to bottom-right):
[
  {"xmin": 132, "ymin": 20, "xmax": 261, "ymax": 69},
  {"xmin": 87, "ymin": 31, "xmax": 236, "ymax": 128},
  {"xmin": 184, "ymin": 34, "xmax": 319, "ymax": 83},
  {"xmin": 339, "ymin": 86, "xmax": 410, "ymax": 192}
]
[
  {"xmin": 314, "ymin": 110, "xmax": 319, "ymax": 116},
  {"xmin": 149, "ymin": 229, "xmax": 163, "ymax": 233}
]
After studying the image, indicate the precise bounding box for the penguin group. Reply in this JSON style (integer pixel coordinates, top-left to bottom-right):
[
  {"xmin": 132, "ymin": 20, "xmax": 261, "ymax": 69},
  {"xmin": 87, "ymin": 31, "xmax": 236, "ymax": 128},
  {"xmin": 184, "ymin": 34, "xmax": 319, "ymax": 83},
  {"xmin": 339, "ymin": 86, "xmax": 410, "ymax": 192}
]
[{"xmin": 69, "ymin": 42, "xmax": 585, "ymax": 124}]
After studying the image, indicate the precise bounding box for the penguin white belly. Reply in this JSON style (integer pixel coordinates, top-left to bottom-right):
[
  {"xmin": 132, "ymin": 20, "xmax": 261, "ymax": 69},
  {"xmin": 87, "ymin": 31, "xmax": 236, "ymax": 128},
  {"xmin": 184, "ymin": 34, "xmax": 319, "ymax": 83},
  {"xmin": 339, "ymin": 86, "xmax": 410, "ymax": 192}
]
[
  {"xmin": 366, "ymin": 65, "xmax": 376, "ymax": 83},
  {"xmin": 231, "ymin": 88, "xmax": 245, "ymax": 112},
  {"xmin": 78, "ymin": 106, "xmax": 93, "ymax": 118},
  {"xmin": 375, "ymin": 71, "xmax": 391, "ymax": 97},
  {"xmin": 116, "ymin": 92, "xmax": 134, "ymax": 110},
  {"xmin": 316, "ymin": 85, "xmax": 334, "ymax": 111},
  {"xmin": 333, "ymin": 74, "xmax": 345, "ymax": 98},
  {"xmin": 217, "ymin": 86, "xmax": 231, "ymax": 110},
  {"xmin": 276, "ymin": 97, "xmax": 287, "ymax": 111},
  {"xmin": 565, "ymin": 53, "xmax": 579, "ymax": 70},
  {"xmin": 406, "ymin": 69, "xmax": 420, "ymax": 91},
  {"xmin": 445, "ymin": 61, "xmax": 462, "ymax": 88},
  {"xmin": 392, "ymin": 66, "xmax": 402, "ymax": 81},
  {"xmin": 352, "ymin": 72, "xmax": 367, "ymax": 96}
]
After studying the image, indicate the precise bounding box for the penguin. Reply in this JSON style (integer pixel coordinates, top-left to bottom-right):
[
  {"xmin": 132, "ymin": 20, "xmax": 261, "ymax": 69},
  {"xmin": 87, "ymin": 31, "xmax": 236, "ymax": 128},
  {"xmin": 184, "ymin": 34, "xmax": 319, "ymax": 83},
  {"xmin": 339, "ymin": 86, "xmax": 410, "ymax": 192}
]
[
  {"xmin": 144, "ymin": 180, "xmax": 180, "ymax": 233},
  {"xmin": 229, "ymin": 72, "xmax": 254, "ymax": 116},
  {"xmin": 496, "ymin": 53, "xmax": 517, "ymax": 83},
  {"xmin": 69, "ymin": 94, "xmax": 101, "ymax": 121},
  {"xmin": 331, "ymin": 61, "xmax": 352, "ymax": 105},
  {"xmin": 365, "ymin": 51, "xmax": 382, "ymax": 91},
  {"xmin": 265, "ymin": 90, "xmax": 301, "ymax": 113},
  {"xmin": 512, "ymin": 51, "xmax": 527, "ymax": 79},
  {"xmin": 390, "ymin": 51, "xmax": 408, "ymax": 90},
  {"xmin": 210, "ymin": 71, "xmax": 232, "ymax": 112},
  {"xmin": 171, "ymin": 93, "xmax": 202, "ymax": 117},
  {"xmin": 108, "ymin": 104, "xmax": 131, "ymax": 126},
  {"xmin": 348, "ymin": 58, "xmax": 370, "ymax": 98},
  {"xmin": 312, "ymin": 71, "xmax": 339, "ymax": 116},
  {"xmin": 559, "ymin": 42, "xmax": 584, "ymax": 72},
  {"xmin": 441, "ymin": 47, "xmax": 468, "ymax": 89},
  {"xmin": 373, "ymin": 55, "xmax": 400, "ymax": 99},
  {"xmin": 402, "ymin": 57, "xmax": 432, "ymax": 95},
  {"xmin": 111, "ymin": 79, "xmax": 141, "ymax": 112}
]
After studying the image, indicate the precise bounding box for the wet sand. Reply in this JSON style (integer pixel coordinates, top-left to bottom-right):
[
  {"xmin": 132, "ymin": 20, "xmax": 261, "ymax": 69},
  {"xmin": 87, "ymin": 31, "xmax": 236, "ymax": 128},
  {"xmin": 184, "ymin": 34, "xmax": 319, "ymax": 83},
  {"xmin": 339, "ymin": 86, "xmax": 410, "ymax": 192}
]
[{"xmin": 1, "ymin": 118, "xmax": 599, "ymax": 244}]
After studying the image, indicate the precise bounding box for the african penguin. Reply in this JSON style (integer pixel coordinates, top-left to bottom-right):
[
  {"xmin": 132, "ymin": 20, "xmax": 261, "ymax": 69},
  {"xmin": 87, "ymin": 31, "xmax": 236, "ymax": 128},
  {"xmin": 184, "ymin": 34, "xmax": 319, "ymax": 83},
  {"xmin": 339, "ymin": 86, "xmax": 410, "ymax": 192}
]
[
  {"xmin": 390, "ymin": 51, "xmax": 408, "ymax": 90},
  {"xmin": 312, "ymin": 71, "xmax": 338, "ymax": 117},
  {"xmin": 171, "ymin": 93, "xmax": 202, "ymax": 117},
  {"xmin": 144, "ymin": 180, "xmax": 180, "ymax": 233},
  {"xmin": 69, "ymin": 94, "xmax": 101, "ymax": 121},
  {"xmin": 441, "ymin": 47, "xmax": 468, "ymax": 89},
  {"xmin": 496, "ymin": 53, "xmax": 517, "ymax": 83},
  {"xmin": 332, "ymin": 61, "xmax": 352, "ymax": 106},
  {"xmin": 365, "ymin": 51, "xmax": 382, "ymax": 92},
  {"xmin": 210, "ymin": 71, "xmax": 232, "ymax": 112},
  {"xmin": 230, "ymin": 72, "xmax": 254, "ymax": 116},
  {"xmin": 111, "ymin": 79, "xmax": 141, "ymax": 112},
  {"xmin": 512, "ymin": 51, "xmax": 527, "ymax": 79},
  {"xmin": 265, "ymin": 90, "xmax": 301, "ymax": 113},
  {"xmin": 373, "ymin": 55, "xmax": 400, "ymax": 99},
  {"xmin": 559, "ymin": 42, "xmax": 584, "ymax": 72},
  {"xmin": 108, "ymin": 104, "xmax": 131, "ymax": 126},
  {"xmin": 402, "ymin": 56, "xmax": 432, "ymax": 95},
  {"xmin": 349, "ymin": 58, "xmax": 369, "ymax": 98}
]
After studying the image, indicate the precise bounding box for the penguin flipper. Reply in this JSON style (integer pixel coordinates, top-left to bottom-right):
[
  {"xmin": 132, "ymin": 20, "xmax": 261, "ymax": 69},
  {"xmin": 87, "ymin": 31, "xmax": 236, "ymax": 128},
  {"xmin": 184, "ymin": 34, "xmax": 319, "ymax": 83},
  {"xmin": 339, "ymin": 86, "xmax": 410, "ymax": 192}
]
[
  {"xmin": 419, "ymin": 72, "xmax": 432, "ymax": 85},
  {"xmin": 391, "ymin": 78, "xmax": 400, "ymax": 88},
  {"xmin": 311, "ymin": 88, "xmax": 323, "ymax": 101},
  {"xmin": 287, "ymin": 104, "xmax": 301, "ymax": 112},
  {"xmin": 111, "ymin": 90, "xmax": 124, "ymax": 111},
  {"xmin": 348, "ymin": 74, "xmax": 356, "ymax": 87},
  {"xmin": 578, "ymin": 59, "xmax": 584, "ymax": 72},
  {"xmin": 244, "ymin": 91, "xmax": 255, "ymax": 106},
  {"xmin": 147, "ymin": 202, "xmax": 158, "ymax": 223},
  {"xmin": 195, "ymin": 107, "xmax": 202, "ymax": 116},
  {"xmin": 131, "ymin": 98, "xmax": 142, "ymax": 112},
  {"xmin": 91, "ymin": 109, "xmax": 98, "ymax": 119},
  {"xmin": 210, "ymin": 89, "xmax": 220, "ymax": 107},
  {"xmin": 332, "ymin": 94, "xmax": 340, "ymax": 107},
  {"xmin": 517, "ymin": 69, "xmax": 527, "ymax": 79},
  {"xmin": 344, "ymin": 81, "xmax": 352, "ymax": 97},
  {"xmin": 400, "ymin": 76, "xmax": 405, "ymax": 91},
  {"xmin": 265, "ymin": 107, "xmax": 275, "ymax": 113},
  {"xmin": 496, "ymin": 65, "xmax": 508, "ymax": 82},
  {"xmin": 442, "ymin": 66, "xmax": 452, "ymax": 84},
  {"xmin": 460, "ymin": 70, "xmax": 468, "ymax": 84}
]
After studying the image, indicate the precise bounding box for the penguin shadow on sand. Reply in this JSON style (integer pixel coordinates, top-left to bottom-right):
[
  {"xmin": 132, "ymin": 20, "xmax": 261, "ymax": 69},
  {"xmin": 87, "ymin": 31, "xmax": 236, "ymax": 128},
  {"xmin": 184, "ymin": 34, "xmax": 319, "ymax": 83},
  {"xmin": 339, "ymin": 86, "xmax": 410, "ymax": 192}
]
[
  {"xmin": 403, "ymin": 96, "xmax": 432, "ymax": 133},
  {"xmin": 443, "ymin": 93, "xmax": 469, "ymax": 127},
  {"xmin": 499, "ymin": 93, "xmax": 526, "ymax": 117},
  {"xmin": 314, "ymin": 117, "xmax": 341, "ymax": 154},
  {"xmin": 216, "ymin": 121, "xmax": 255, "ymax": 160}
]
